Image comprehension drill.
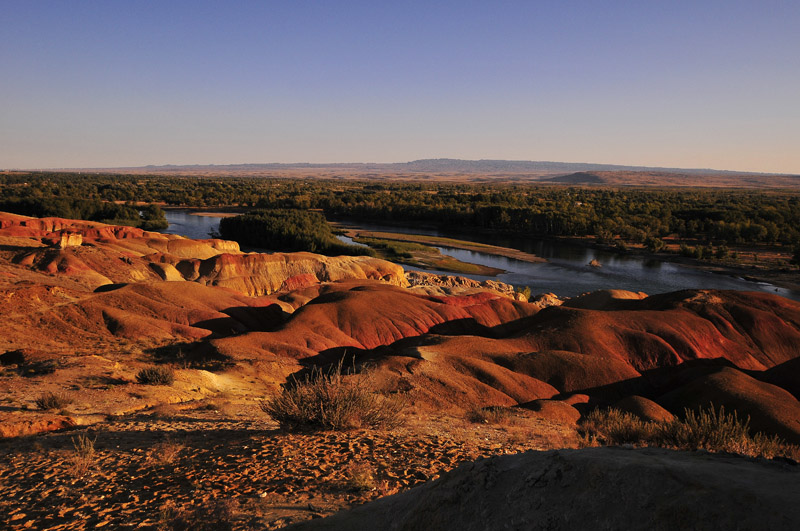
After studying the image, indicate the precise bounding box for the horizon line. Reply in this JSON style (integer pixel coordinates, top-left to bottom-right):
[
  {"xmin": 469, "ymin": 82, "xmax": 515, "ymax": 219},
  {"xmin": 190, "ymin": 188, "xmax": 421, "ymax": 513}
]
[{"xmin": 6, "ymin": 158, "xmax": 798, "ymax": 177}]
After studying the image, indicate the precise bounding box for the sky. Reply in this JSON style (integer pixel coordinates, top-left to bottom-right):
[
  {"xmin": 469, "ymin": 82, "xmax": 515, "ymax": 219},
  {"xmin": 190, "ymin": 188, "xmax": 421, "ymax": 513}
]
[{"xmin": 1, "ymin": 1, "xmax": 799, "ymax": 173}]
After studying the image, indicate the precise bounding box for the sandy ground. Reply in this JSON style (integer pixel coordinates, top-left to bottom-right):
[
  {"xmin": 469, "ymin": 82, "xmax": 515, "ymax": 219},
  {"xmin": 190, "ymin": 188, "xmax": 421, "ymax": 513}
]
[{"xmin": 0, "ymin": 406, "xmax": 576, "ymax": 530}]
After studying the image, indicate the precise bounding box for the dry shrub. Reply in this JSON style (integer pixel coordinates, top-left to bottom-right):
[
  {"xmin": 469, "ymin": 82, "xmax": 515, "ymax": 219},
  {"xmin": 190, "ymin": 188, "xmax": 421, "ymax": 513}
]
[
  {"xmin": 468, "ymin": 406, "xmax": 513, "ymax": 425},
  {"xmin": 261, "ymin": 360, "xmax": 405, "ymax": 431},
  {"xmin": 343, "ymin": 461, "xmax": 377, "ymax": 492},
  {"xmin": 148, "ymin": 439, "xmax": 184, "ymax": 466},
  {"xmin": 136, "ymin": 366, "xmax": 175, "ymax": 386},
  {"xmin": 579, "ymin": 404, "xmax": 794, "ymax": 459},
  {"xmin": 35, "ymin": 391, "xmax": 73, "ymax": 411}
]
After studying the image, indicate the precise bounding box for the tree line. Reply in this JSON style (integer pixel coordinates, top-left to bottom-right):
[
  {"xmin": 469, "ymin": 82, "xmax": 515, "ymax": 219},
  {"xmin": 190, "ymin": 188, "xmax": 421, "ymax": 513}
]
[
  {"xmin": 0, "ymin": 193, "xmax": 167, "ymax": 230},
  {"xmin": 3, "ymin": 172, "xmax": 800, "ymax": 247},
  {"xmin": 218, "ymin": 209, "xmax": 372, "ymax": 256}
]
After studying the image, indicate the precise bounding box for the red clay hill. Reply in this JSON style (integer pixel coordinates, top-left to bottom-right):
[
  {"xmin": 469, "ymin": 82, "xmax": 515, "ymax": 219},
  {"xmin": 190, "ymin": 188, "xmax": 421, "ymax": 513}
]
[{"xmin": 1, "ymin": 211, "xmax": 800, "ymax": 443}]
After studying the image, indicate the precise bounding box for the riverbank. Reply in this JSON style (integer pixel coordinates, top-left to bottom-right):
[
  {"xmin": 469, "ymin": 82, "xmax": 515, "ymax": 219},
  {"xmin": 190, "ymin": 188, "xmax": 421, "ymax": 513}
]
[
  {"xmin": 348, "ymin": 234, "xmax": 505, "ymax": 276},
  {"xmin": 661, "ymin": 255, "xmax": 800, "ymax": 292},
  {"xmin": 190, "ymin": 211, "xmax": 239, "ymax": 218},
  {"xmin": 161, "ymin": 210, "xmax": 800, "ymax": 298},
  {"xmin": 344, "ymin": 229, "xmax": 547, "ymax": 264},
  {"xmin": 344, "ymin": 226, "xmax": 800, "ymax": 298}
]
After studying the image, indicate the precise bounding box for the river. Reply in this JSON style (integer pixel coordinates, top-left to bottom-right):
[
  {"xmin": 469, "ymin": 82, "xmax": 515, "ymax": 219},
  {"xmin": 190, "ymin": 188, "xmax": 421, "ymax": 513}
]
[{"xmin": 161, "ymin": 210, "xmax": 800, "ymax": 301}]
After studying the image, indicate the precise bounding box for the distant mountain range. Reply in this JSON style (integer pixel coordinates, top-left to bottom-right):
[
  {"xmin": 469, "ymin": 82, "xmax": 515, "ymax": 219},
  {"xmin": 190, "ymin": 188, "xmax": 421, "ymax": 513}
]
[
  {"xmin": 392, "ymin": 159, "xmax": 767, "ymax": 175},
  {"xmin": 62, "ymin": 158, "xmax": 794, "ymax": 176}
]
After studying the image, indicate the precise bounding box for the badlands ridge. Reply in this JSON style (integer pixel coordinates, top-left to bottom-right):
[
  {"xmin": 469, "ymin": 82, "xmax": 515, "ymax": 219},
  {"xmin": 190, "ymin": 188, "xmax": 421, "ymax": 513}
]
[{"xmin": 1, "ymin": 211, "xmax": 799, "ymax": 528}]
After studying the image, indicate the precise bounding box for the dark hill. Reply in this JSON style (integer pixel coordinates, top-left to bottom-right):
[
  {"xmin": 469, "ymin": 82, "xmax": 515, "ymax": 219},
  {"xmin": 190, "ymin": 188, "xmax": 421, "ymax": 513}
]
[{"xmin": 547, "ymin": 171, "xmax": 607, "ymax": 184}]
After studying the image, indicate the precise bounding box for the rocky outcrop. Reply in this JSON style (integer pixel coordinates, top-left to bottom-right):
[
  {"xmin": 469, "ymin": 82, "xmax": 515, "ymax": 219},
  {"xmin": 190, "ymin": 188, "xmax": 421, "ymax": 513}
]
[
  {"xmin": 0, "ymin": 415, "xmax": 76, "ymax": 438},
  {"xmin": 0, "ymin": 212, "xmax": 407, "ymax": 296},
  {"xmin": 286, "ymin": 448, "xmax": 800, "ymax": 531},
  {"xmin": 55, "ymin": 232, "xmax": 83, "ymax": 248},
  {"xmin": 406, "ymin": 270, "xmax": 523, "ymax": 300},
  {"xmin": 172, "ymin": 252, "xmax": 408, "ymax": 296},
  {"xmin": 562, "ymin": 289, "xmax": 648, "ymax": 309},
  {"xmin": 530, "ymin": 292, "xmax": 563, "ymax": 308}
]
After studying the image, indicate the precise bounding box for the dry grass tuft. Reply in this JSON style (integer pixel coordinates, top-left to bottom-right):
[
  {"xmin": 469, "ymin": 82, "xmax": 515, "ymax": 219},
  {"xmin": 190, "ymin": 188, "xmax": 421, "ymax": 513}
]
[
  {"xmin": 148, "ymin": 439, "xmax": 184, "ymax": 466},
  {"xmin": 579, "ymin": 404, "xmax": 794, "ymax": 459},
  {"xmin": 35, "ymin": 391, "xmax": 73, "ymax": 411},
  {"xmin": 69, "ymin": 433, "xmax": 96, "ymax": 477},
  {"xmin": 261, "ymin": 360, "xmax": 405, "ymax": 431}
]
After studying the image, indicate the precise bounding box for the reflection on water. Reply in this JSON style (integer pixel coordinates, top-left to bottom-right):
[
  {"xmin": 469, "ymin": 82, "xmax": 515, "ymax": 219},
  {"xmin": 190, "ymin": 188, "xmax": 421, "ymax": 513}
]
[
  {"xmin": 434, "ymin": 246, "xmax": 798, "ymax": 300},
  {"xmin": 162, "ymin": 212, "xmax": 800, "ymax": 301},
  {"xmin": 161, "ymin": 210, "xmax": 222, "ymax": 240}
]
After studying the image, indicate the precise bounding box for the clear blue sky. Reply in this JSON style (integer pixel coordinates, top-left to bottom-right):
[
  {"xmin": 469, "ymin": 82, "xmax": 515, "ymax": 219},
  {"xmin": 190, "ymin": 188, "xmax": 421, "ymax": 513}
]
[{"xmin": 2, "ymin": 1, "xmax": 798, "ymax": 173}]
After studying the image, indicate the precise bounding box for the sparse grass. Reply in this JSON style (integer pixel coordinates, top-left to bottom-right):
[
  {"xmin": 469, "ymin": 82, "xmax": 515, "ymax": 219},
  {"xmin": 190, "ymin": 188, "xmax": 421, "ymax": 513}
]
[
  {"xmin": 662, "ymin": 405, "xmax": 786, "ymax": 457},
  {"xmin": 467, "ymin": 406, "xmax": 513, "ymax": 425},
  {"xmin": 35, "ymin": 391, "xmax": 73, "ymax": 411},
  {"xmin": 136, "ymin": 366, "xmax": 175, "ymax": 386},
  {"xmin": 578, "ymin": 408, "xmax": 658, "ymax": 445},
  {"xmin": 261, "ymin": 360, "xmax": 405, "ymax": 431},
  {"xmin": 579, "ymin": 404, "xmax": 794, "ymax": 459}
]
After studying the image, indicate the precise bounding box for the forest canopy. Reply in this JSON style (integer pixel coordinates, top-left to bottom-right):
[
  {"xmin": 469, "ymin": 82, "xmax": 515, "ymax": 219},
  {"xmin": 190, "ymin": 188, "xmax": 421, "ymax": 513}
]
[{"xmin": 218, "ymin": 209, "xmax": 373, "ymax": 256}]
